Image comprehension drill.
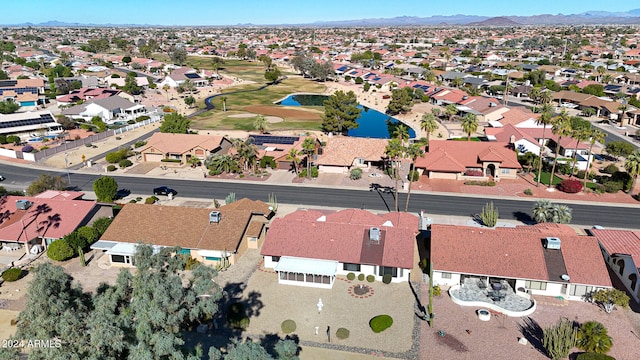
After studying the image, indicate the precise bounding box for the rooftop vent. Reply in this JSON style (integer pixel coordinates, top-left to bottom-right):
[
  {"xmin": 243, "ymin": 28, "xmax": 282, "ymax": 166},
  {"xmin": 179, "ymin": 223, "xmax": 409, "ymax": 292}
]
[
  {"xmin": 209, "ymin": 211, "xmax": 221, "ymax": 223},
  {"xmin": 369, "ymin": 227, "xmax": 381, "ymax": 244},
  {"xmin": 16, "ymin": 200, "xmax": 32, "ymax": 210},
  {"xmin": 544, "ymin": 237, "xmax": 561, "ymax": 250},
  {"xmin": 561, "ymin": 274, "xmax": 570, "ymax": 281},
  {"xmin": 489, "ymin": 102, "xmax": 496, "ymax": 107}
]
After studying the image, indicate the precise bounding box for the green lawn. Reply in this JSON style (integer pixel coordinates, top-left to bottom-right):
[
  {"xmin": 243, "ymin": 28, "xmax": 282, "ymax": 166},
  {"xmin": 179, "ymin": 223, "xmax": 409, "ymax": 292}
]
[
  {"xmin": 451, "ymin": 137, "xmax": 482, "ymax": 142},
  {"xmin": 533, "ymin": 171, "xmax": 563, "ymax": 186}
]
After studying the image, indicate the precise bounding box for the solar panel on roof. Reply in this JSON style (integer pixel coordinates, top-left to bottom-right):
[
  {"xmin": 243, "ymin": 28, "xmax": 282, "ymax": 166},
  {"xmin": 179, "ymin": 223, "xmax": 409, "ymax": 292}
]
[
  {"xmin": 248, "ymin": 135, "xmax": 299, "ymax": 146},
  {"xmin": 184, "ymin": 73, "xmax": 202, "ymax": 79}
]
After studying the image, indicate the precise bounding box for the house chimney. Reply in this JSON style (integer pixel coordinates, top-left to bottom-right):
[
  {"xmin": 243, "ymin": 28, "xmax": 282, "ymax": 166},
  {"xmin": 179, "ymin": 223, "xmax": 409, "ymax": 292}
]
[{"xmin": 509, "ymin": 135, "xmax": 516, "ymax": 144}]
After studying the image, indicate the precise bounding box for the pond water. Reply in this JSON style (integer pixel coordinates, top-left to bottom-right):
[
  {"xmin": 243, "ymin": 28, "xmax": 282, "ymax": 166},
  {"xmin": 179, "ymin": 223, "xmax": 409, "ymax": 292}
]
[{"xmin": 277, "ymin": 94, "xmax": 416, "ymax": 139}]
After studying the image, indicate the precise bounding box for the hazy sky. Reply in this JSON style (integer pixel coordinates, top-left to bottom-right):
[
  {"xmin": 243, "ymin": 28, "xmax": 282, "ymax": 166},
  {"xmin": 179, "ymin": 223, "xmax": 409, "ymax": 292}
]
[{"xmin": 0, "ymin": 0, "xmax": 637, "ymax": 26}]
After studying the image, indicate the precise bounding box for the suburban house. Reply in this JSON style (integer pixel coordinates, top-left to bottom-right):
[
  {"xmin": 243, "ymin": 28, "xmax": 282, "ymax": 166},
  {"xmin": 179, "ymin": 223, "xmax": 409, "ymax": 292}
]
[
  {"xmin": 431, "ymin": 223, "xmax": 612, "ymax": 302},
  {"xmin": 0, "ymin": 78, "xmax": 46, "ymax": 107},
  {"xmin": 414, "ymin": 140, "xmax": 521, "ymax": 180},
  {"xmin": 245, "ymin": 134, "xmax": 314, "ymax": 171},
  {"xmin": 0, "ymin": 110, "xmax": 62, "ymax": 137},
  {"xmin": 316, "ymin": 137, "xmax": 388, "ymax": 174},
  {"xmin": 457, "ymin": 96, "xmax": 509, "ymax": 122},
  {"xmin": 139, "ymin": 132, "xmax": 233, "ymax": 164},
  {"xmin": 484, "ymin": 124, "xmax": 541, "ymax": 155},
  {"xmin": 590, "ymin": 229, "xmax": 640, "ymax": 303},
  {"xmin": 92, "ymin": 198, "xmax": 273, "ymax": 267},
  {"xmin": 261, "ymin": 209, "xmax": 417, "ymax": 288},
  {"xmin": 159, "ymin": 67, "xmax": 208, "ymax": 88},
  {"xmin": 62, "ymin": 96, "xmax": 146, "ymax": 124},
  {"xmin": 0, "ymin": 191, "xmax": 112, "ymax": 256},
  {"xmin": 56, "ymin": 87, "xmax": 132, "ymax": 105}
]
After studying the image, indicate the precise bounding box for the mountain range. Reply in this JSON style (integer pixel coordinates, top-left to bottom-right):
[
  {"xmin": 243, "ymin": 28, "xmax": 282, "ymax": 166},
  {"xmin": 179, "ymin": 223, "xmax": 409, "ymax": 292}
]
[{"xmin": 6, "ymin": 9, "xmax": 640, "ymax": 27}]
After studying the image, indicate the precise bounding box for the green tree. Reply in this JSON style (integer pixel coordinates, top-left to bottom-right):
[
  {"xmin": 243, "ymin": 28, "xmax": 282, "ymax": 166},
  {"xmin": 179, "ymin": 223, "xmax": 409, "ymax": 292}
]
[
  {"xmin": 404, "ymin": 143, "xmax": 424, "ymax": 212},
  {"xmin": 445, "ymin": 103, "xmax": 458, "ymax": 121},
  {"xmin": 385, "ymin": 138, "xmax": 405, "ymax": 212},
  {"xmin": 160, "ymin": 112, "xmax": 191, "ymax": 133},
  {"xmin": 543, "ymin": 318, "xmax": 577, "ymax": 360},
  {"xmin": 46, "ymin": 239, "xmax": 75, "ymax": 261},
  {"xmin": 321, "ymin": 90, "xmax": 360, "ymax": 135},
  {"xmin": 168, "ymin": 45, "xmax": 187, "ymax": 65},
  {"xmin": 583, "ymin": 129, "xmax": 606, "ymax": 191},
  {"xmin": 386, "ymin": 88, "xmax": 413, "ymax": 115},
  {"xmin": 91, "ymin": 115, "xmax": 108, "ymax": 133},
  {"xmin": 536, "ymin": 103, "xmax": 554, "ymax": 186},
  {"xmin": 233, "ymin": 138, "xmax": 259, "ymax": 172},
  {"xmin": 93, "ymin": 176, "xmax": 118, "ymax": 202},
  {"xmin": 624, "ymin": 150, "xmax": 640, "ymax": 193},
  {"xmin": 26, "ymin": 174, "xmax": 67, "ymax": 195},
  {"xmin": 582, "ymin": 84, "xmax": 605, "ymax": 97},
  {"xmin": 590, "ymin": 288, "xmax": 630, "ymax": 313},
  {"xmin": 532, "ymin": 200, "xmax": 572, "ymax": 224},
  {"xmin": 253, "ymin": 115, "xmax": 269, "ymax": 134},
  {"xmin": 617, "ymin": 102, "xmax": 629, "ymax": 126},
  {"xmin": 577, "ymin": 321, "xmax": 612, "ymax": 355},
  {"xmin": 300, "ymin": 137, "xmax": 316, "ymax": 179},
  {"xmin": 286, "ymin": 148, "xmax": 300, "ymax": 175},
  {"xmin": 184, "ymin": 95, "xmax": 196, "ymax": 108},
  {"xmin": 548, "ymin": 110, "xmax": 572, "ymax": 189},
  {"xmin": 605, "ymin": 141, "xmax": 634, "ymax": 159},
  {"xmin": 206, "ymin": 154, "xmax": 240, "ymax": 174},
  {"xmin": 223, "ymin": 339, "xmax": 273, "ymax": 360},
  {"xmin": 264, "ymin": 66, "xmax": 282, "ymax": 84},
  {"xmin": 420, "ymin": 113, "xmax": 438, "ymax": 144},
  {"xmin": 461, "ymin": 113, "xmax": 478, "ymax": 141},
  {"xmin": 122, "ymin": 71, "xmax": 141, "ymax": 95},
  {"xmin": 0, "ymin": 100, "xmax": 20, "ymax": 114},
  {"xmin": 568, "ymin": 117, "xmax": 591, "ymax": 177}
]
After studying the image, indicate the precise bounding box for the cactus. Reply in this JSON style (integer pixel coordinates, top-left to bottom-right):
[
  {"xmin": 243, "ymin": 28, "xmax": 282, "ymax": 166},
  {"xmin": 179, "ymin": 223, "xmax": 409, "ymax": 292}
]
[
  {"xmin": 225, "ymin": 192, "xmax": 236, "ymax": 204},
  {"xmin": 480, "ymin": 201, "xmax": 499, "ymax": 227},
  {"xmin": 79, "ymin": 247, "xmax": 86, "ymax": 267},
  {"xmin": 543, "ymin": 318, "xmax": 577, "ymax": 360}
]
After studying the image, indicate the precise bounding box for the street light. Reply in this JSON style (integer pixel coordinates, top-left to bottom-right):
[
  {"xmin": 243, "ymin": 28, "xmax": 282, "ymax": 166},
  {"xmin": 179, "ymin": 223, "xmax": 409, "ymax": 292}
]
[{"xmin": 64, "ymin": 153, "xmax": 71, "ymax": 185}]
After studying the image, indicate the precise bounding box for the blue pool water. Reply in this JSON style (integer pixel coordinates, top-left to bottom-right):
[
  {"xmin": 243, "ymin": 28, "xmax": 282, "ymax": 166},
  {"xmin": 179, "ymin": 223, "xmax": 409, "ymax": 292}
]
[
  {"xmin": 277, "ymin": 94, "xmax": 416, "ymax": 139},
  {"xmin": 28, "ymin": 137, "xmax": 43, "ymax": 142}
]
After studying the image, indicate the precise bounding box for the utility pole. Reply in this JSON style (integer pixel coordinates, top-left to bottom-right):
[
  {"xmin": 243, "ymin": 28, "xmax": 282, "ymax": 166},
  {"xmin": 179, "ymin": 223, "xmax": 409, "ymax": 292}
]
[
  {"xmin": 64, "ymin": 153, "xmax": 71, "ymax": 185},
  {"xmin": 503, "ymin": 75, "xmax": 509, "ymax": 108}
]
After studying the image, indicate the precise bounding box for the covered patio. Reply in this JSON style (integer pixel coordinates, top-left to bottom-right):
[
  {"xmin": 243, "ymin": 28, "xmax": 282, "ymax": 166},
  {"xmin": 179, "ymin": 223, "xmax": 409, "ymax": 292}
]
[{"xmin": 275, "ymin": 256, "xmax": 338, "ymax": 289}]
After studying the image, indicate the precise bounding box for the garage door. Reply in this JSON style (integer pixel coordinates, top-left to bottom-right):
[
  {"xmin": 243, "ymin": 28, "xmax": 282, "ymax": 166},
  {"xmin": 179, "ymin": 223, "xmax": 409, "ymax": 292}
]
[{"xmin": 145, "ymin": 153, "xmax": 164, "ymax": 162}]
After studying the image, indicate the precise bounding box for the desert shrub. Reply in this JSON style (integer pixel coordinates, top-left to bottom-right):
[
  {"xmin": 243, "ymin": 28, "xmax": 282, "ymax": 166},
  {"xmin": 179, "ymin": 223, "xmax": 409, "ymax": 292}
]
[
  {"xmin": 134, "ymin": 140, "xmax": 147, "ymax": 148},
  {"xmin": 407, "ymin": 170, "xmax": 420, "ymax": 181},
  {"xmin": 1, "ymin": 268, "xmax": 22, "ymax": 282},
  {"xmin": 145, "ymin": 197, "xmax": 157, "ymax": 204},
  {"xmin": 161, "ymin": 158, "xmax": 181, "ymax": 163},
  {"xmin": 346, "ymin": 272, "xmax": 355, "ymax": 281},
  {"xmin": 184, "ymin": 256, "xmax": 200, "ymax": 270},
  {"xmin": 611, "ymin": 171, "xmax": 633, "ymax": 192},
  {"xmin": 118, "ymin": 159, "xmax": 133, "ymax": 168},
  {"xmin": 336, "ymin": 328, "xmax": 350, "ymax": 340},
  {"xmin": 464, "ymin": 180, "xmax": 496, "ymax": 186},
  {"xmin": 127, "ymin": 120, "xmax": 135, "ymax": 124},
  {"xmin": 106, "ymin": 165, "xmax": 116, "ymax": 172},
  {"xmin": 576, "ymin": 170, "xmax": 596, "ymax": 180},
  {"xmin": 358, "ymin": 273, "xmax": 365, "ymax": 281},
  {"xmin": 432, "ymin": 285, "xmax": 442, "ymax": 296},
  {"xmin": 557, "ymin": 179, "xmax": 583, "ymax": 193},
  {"xmin": 367, "ymin": 275, "xmax": 375, "ymax": 283},
  {"xmin": 543, "ymin": 318, "xmax": 577, "ymax": 360},
  {"xmin": 76, "ymin": 226, "xmax": 97, "ymax": 245},
  {"xmin": 601, "ymin": 164, "xmax": 618, "ymax": 174},
  {"xmin": 135, "ymin": 115, "xmax": 150, "ymax": 122},
  {"xmin": 281, "ymin": 319, "xmax": 296, "ymax": 334},
  {"xmin": 602, "ymin": 180, "xmax": 622, "ymax": 193},
  {"xmin": 91, "ymin": 217, "xmax": 112, "ymax": 237},
  {"xmin": 106, "ymin": 152, "xmax": 123, "ymax": 164},
  {"xmin": 298, "ymin": 166, "xmax": 319, "ymax": 178},
  {"xmin": 369, "ymin": 315, "xmax": 393, "ymax": 333},
  {"xmin": 227, "ymin": 303, "xmax": 250, "ymax": 329},
  {"xmin": 524, "ymin": 188, "xmax": 533, "ymax": 196},
  {"xmin": 575, "ymin": 353, "xmax": 616, "ymax": 360},
  {"xmin": 577, "ymin": 321, "xmax": 612, "ymax": 355},
  {"xmin": 350, "ymin": 168, "xmax": 363, "ymax": 180},
  {"xmin": 47, "ymin": 239, "xmax": 74, "ymax": 261},
  {"xmin": 382, "ymin": 274, "xmax": 392, "ymax": 284}
]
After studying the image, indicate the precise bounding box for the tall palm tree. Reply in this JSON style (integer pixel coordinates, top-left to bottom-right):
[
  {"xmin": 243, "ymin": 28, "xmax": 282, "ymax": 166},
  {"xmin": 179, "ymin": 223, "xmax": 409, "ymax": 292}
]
[
  {"xmin": 583, "ymin": 129, "xmax": 606, "ymax": 191},
  {"xmin": 392, "ymin": 123, "xmax": 410, "ymax": 146},
  {"xmin": 445, "ymin": 103, "xmax": 458, "ymax": 122},
  {"xmin": 548, "ymin": 110, "xmax": 572, "ymax": 189},
  {"xmin": 461, "ymin": 113, "xmax": 478, "ymax": 141},
  {"xmin": 205, "ymin": 154, "xmax": 239, "ymax": 174},
  {"xmin": 253, "ymin": 115, "xmax": 269, "ymax": 134},
  {"xmin": 532, "ymin": 200, "xmax": 554, "ymax": 223},
  {"xmin": 232, "ymin": 139, "xmax": 258, "ymax": 172},
  {"xmin": 551, "ymin": 204, "xmax": 573, "ymax": 224},
  {"xmin": 596, "ymin": 66, "xmax": 606, "ymax": 82},
  {"xmin": 577, "ymin": 321, "xmax": 612, "ymax": 355},
  {"xmin": 535, "ymin": 103, "xmax": 554, "ymax": 187},
  {"xmin": 624, "ymin": 149, "xmax": 640, "ymax": 194},
  {"xmin": 286, "ymin": 148, "xmax": 300, "ymax": 175},
  {"xmin": 404, "ymin": 143, "xmax": 424, "ymax": 212},
  {"xmin": 300, "ymin": 137, "xmax": 316, "ymax": 179},
  {"xmin": 221, "ymin": 96, "xmax": 227, "ymax": 112},
  {"xmin": 617, "ymin": 102, "xmax": 629, "ymax": 127},
  {"xmin": 529, "ymin": 87, "xmax": 541, "ymax": 107},
  {"xmin": 420, "ymin": 113, "xmax": 438, "ymax": 145},
  {"xmin": 385, "ymin": 138, "xmax": 404, "ymax": 212},
  {"xmin": 569, "ymin": 126, "xmax": 591, "ymax": 178}
]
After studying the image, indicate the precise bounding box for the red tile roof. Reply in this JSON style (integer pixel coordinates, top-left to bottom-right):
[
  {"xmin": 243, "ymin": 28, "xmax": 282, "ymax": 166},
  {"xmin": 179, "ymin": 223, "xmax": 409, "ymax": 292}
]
[
  {"xmin": 497, "ymin": 107, "xmax": 539, "ymax": 127},
  {"xmin": 0, "ymin": 195, "xmax": 97, "ymax": 242},
  {"xmin": 415, "ymin": 140, "xmax": 521, "ymax": 172},
  {"xmin": 317, "ymin": 137, "xmax": 388, "ymax": 166},
  {"xmin": 139, "ymin": 132, "xmax": 225, "ymax": 155},
  {"xmin": 591, "ymin": 229, "xmax": 640, "ymax": 267},
  {"xmin": 431, "ymin": 224, "xmax": 611, "ymax": 286},
  {"xmin": 261, "ymin": 209, "xmax": 417, "ymax": 269}
]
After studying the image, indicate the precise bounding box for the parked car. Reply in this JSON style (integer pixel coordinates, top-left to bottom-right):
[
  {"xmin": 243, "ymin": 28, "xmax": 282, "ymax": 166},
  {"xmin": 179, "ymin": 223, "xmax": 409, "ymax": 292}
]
[
  {"xmin": 0, "ymin": 174, "xmax": 4, "ymax": 181},
  {"xmin": 153, "ymin": 186, "xmax": 177, "ymax": 196}
]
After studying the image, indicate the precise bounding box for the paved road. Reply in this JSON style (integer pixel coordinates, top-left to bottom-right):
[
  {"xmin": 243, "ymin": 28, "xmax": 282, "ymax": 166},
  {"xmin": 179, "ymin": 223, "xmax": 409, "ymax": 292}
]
[{"xmin": 1, "ymin": 163, "xmax": 638, "ymax": 228}]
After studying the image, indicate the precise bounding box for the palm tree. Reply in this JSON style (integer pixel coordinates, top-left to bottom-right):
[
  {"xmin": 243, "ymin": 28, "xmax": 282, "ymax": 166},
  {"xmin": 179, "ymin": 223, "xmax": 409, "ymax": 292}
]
[
  {"xmin": 551, "ymin": 204, "xmax": 573, "ymax": 224},
  {"xmin": 253, "ymin": 115, "xmax": 269, "ymax": 134},
  {"xmin": 461, "ymin": 113, "xmax": 478, "ymax": 141},
  {"xmin": 206, "ymin": 154, "xmax": 239, "ymax": 174},
  {"xmin": 596, "ymin": 66, "xmax": 606, "ymax": 82},
  {"xmin": 539, "ymin": 90, "xmax": 553, "ymax": 106},
  {"xmin": 624, "ymin": 149, "xmax": 640, "ymax": 194},
  {"xmin": 385, "ymin": 138, "xmax": 404, "ymax": 212},
  {"xmin": 577, "ymin": 321, "xmax": 612, "ymax": 355},
  {"xmin": 583, "ymin": 128, "xmax": 606, "ymax": 191},
  {"xmin": 221, "ymin": 96, "xmax": 227, "ymax": 112},
  {"xmin": 569, "ymin": 126, "xmax": 590, "ymax": 178},
  {"xmin": 300, "ymin": 137, "xmax": 316, "ymax": 179},
  {"xmin": 532, "ymin": 200, "xmax": 555, "ymax": 223},
  {"xmin": 431, "ymin": 107, "xmax": 441, "ymax": 119},
  {"xmin": 286, "ymin": 148, "xmax": 300, "ymax": 175},
  {"xmin": 529, "ymin": 87, "xmax": 541, "ymax": 107},
  {"xmin": 535, "ymin": 103, "xmax": 554, "ymax": 187},
  {"xmin": 445, "ymin": 103, "xmax": 458, "ymax": 122},
  {"xmin": 548, "ymin": 110, "xmax": 572, "ymax": 189},
  {"xmin": 162, "ymin": 84, "xmax": 170, "ymax": 101},
  {"xmin": 617, "ymin": 102, "xmax": 629, "ymax": 127},
  {"xmin": 232, "ymin": 138, "xmax": 258, "ymax": 172},
  {"xmin": 404, "ymin": 143, "xmax": 424, "ymax": 212},
  {"xmin": 392, "ymin": 123, "xmax": 410, "ymax": 146},
  {"xmin": 420, "ymin": 113, "xmax": 438, "ymax": 145}
]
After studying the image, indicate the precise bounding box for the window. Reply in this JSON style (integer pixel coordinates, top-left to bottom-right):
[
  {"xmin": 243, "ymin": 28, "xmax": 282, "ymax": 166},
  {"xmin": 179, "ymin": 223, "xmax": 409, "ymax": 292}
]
[
  {"xmin": 570, "ymin": 285, "xmax": 594, "ymax": 297},
  {"xmin": 205, "ymin": 256, "xmax": 221, "ymax": 261},
  {"xmin": 440, "ymin": 272, "xmax": 452, "ymax": 279},
  {"xmin": 501, "ymin": 168, "xmax": 510, "ymax": 174},
  {"xmin": 343, "ymin": 263, "xmax": 361, "ymax": 272},
  {"xmin": 378, "ymin": 266, "xmax": 398, "ymax": 277},
  {"xmin": 249, "ymin": 237, "xmax": 257, "ymax": 242},
  {"xmin": 178, "ymin": 248, "xmax": 191, "ymax": 255},
  {"xmin": 525, "ymin": 280, "xmax": 547, "ymax": 291},
  {"xmin": 111, "ymin": 255, "xmax": 125, "ymax": 263},
  {"xmin": 271, "ymin": 256, "xmax": 280, "ymax": 262}
]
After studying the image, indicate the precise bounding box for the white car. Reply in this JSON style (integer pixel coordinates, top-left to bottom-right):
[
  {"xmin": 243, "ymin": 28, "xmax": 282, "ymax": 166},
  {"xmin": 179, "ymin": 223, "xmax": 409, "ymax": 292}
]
[{"xmin": 0, "ymin": 174, "xmax": 4, "ymax": 181}]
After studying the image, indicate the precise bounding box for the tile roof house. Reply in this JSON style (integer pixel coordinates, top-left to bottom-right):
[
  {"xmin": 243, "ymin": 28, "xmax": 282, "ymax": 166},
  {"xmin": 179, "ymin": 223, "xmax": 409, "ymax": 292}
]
[
  {"xmin": 93, "ymin": 198, "xmax": 272, "ymax": 268},
  {"xmin": 414, "ymin": 140, "xmax": 521, "ymax": 181},
  {"xmin": 0, "ymin": 78, "xmax": 45, "ymax": 107},
  {"xmin": 61, "ymin": 96, "xmax": 145, "ymax": 124},
  {"xmin": 0, "ymin": 192, "xmax": 112, "ymax": 256},
  {"xmin": 457, "ymin": 96, "xmax": 509, "ymax": 122},
  {"xmin": 484, "ymin": 124, "xmax": 541, "ymax": 155},
  {"xmin": 139, "ymin": 132, "xmax": 232, "ymax": 164},
  {"xmin": 316, "ymin": 137, "xmax": 388, "ymax": 174},
  {"xmin": 590, "ymin": 229, "xmax": 640, "ymax": 303},
  {"xmin": 431, "ymin": 223, "xmax": 612, "ymax": 304},
  {"xmin": 55, "ymin": 87, "xmax": 125, "ymax": 105},
  {"xmin": 261, "ymin": 209, "xmax": 418, "ymax": 288},
  {"xmin": 0, "ymin": 110, "xmax": 63, "ymax": 137}
]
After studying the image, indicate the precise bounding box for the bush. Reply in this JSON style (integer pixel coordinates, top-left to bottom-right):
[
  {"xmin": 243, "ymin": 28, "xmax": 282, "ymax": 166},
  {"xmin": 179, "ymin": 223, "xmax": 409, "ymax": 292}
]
[
  {"xmin": 106, "ymin": 165, "xmax": 116, "ymax": 172},
  {"xmin": 464, "ymin": 169, "xmax": 484, "ymax": 177},
  {"xmin": 575, "ymin": 353, "xmax": 616, "ymax": 360},
  {"xmin": 1, "ymin": 268, "xmax": 22, "ymax": 282},
  {"xmin": 358, "ymin": 273, "xmax": 365, "ymax": 281},
  {"xmin": 259, "ymin": 156, "xmax": 277, "ymax": 169},
  {"xmin": 336, "ymin": 328, "xmax": 350, "ymax": 340},
  {"xmin": 407, "ymin": 170, "xmax": 420, "ymax": 181},
  {"xmin": 601, "ymin": 164, "xmax": 619, "ymax": 174},
  {"xmin": 227, "ymin": 303, "xmax": 250, "ymax": 329},
  {"xmin": 281, "ymin": 319, "xmax": 296, "ymax": 334},
  {"xmin": 602, "ymin": 180, "xmax": 622, "ymax": 193},
  {"xmin": 369, "ymin": 315, "xmax": 393, "ymax": 333},
  {"xmin": 47, "ymin": 239, "xmax": 74, "ymax": 261},
  {"xmin": 135, "ymin": 115, "xmax": 150, "ymax": 122},
  {"xmin": 134, "ymin": 140, "xmax": 147, "ymax": 148},
  {"xmin": 576, "ymin": 170, "xmax": 596, "ymax": 180},
  {"xmin": 145, "ymin": 196, "xmax": 157, "ymax": 204},
  {"xmin": 577, "ymin": 321, "xmax": 612, "ymax": 355},
  {"xmin": 299, "ymin": 166, "xmax": 319, "ymax": 178},
  {"xmin": 382, "ymin": 274, "xmax": 392, "ymax": 284},
  {"xmin": 367, "ymin": 275, "xmax": 375, "ymax": 283},
  {"xmin": 558, "ymin": 179, "xmax": 583, "ymax": 193},
  {"xmin": 76, "ymin": 226, "xmax": 97, "ymax": 245},
  {"xmin": 464, "ymin": 180, "xmax": 496, "ymax": 186},
  {"xmin": 349, "ymin": 168, "xmax": 363, "ymax": 180},
  {"xmin": 346, "ymin": 272, "xmax": 355, "ymax": 281},
  {"xmin": 161, "ymin": 158, "xmax": 181, "ymax": 163},
  {"xmin": 118, "ymin": 159, "xmax": 133, "ymax": 168},
  {"xmin": 524, "ymin": 188, "xmax": 533, "ymax": 196},
  {"xmin": 85, "ymin": 143, "xmax": 93, "ymax": 147},
  {"xmin": 432, "ymin": 285, "xmax": 442, "ymax": 296}
]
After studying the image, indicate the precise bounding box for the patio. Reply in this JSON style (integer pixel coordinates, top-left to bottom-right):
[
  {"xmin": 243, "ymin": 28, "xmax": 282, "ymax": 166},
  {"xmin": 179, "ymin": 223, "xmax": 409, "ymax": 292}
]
[{"xmin": 449, "ymin": 278, "xmax": 536, "ymax": 316}]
